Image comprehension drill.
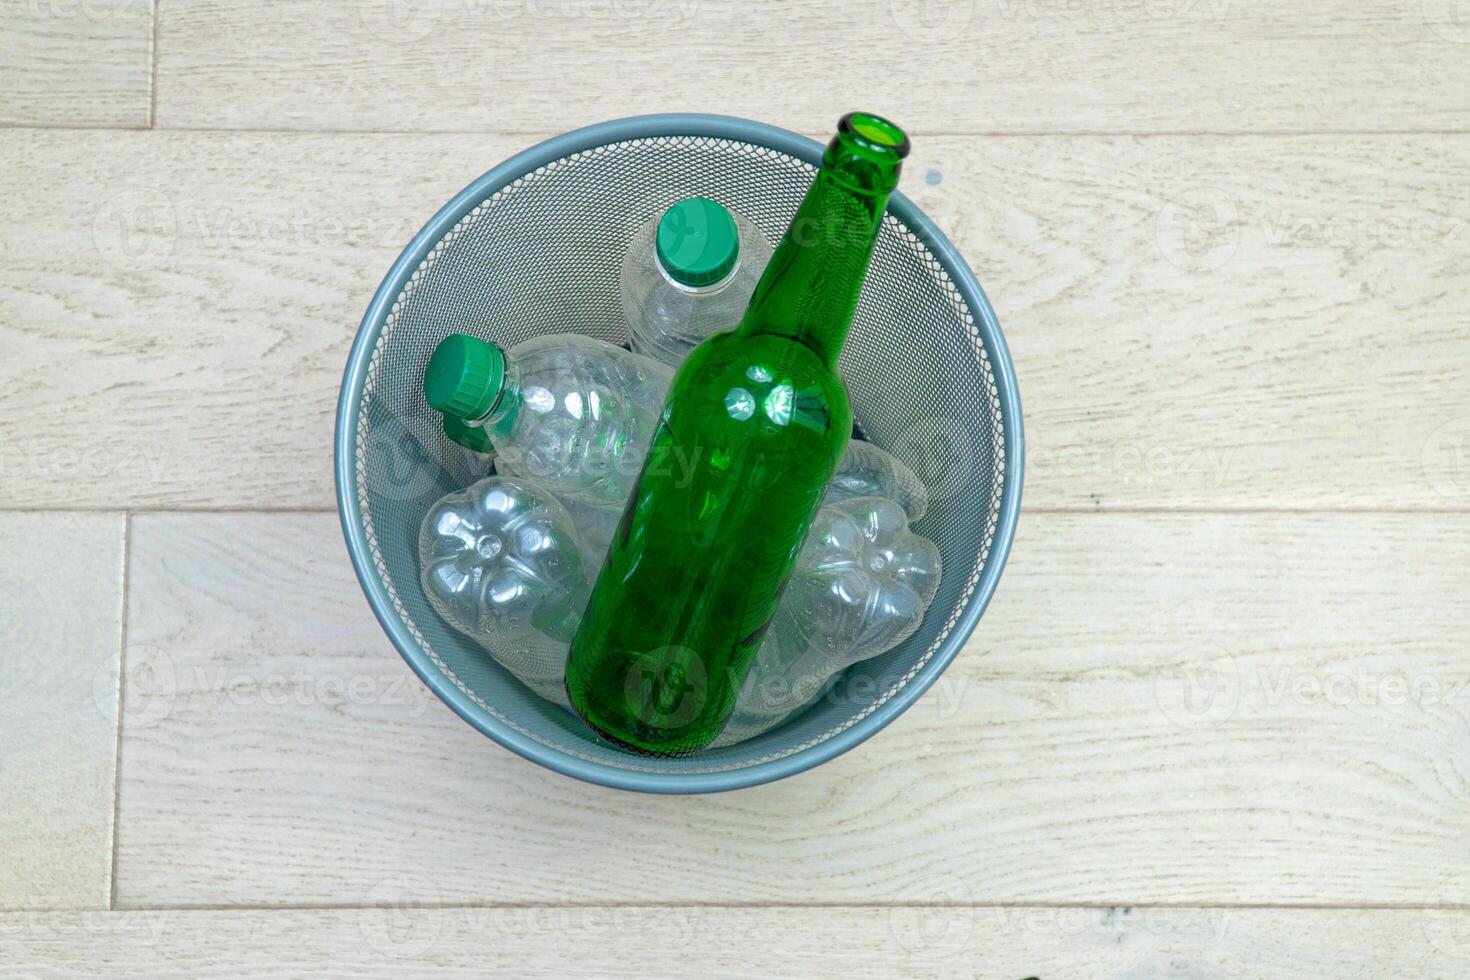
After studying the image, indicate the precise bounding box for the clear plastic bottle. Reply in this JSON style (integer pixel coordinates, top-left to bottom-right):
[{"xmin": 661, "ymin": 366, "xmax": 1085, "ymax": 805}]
[
  {"xmin": 621, "ymin": 197, "xmax": 773, "ymax": 368},
  {"xmin": 824, "ymin": 439, "xmax": 929, "ymax": 522},
  {"xmin": 418, "ymin": 475, "xmax": 590, "ymax": 706},
  {"xmin": 424, "ymin": 333, "xmax": 673, "ymax": 509},
  {"xmin": 717, "ymin": 495, "xmax": 942, "ymax": 745},
  {"xmin": 432, "ymin": 333, "xmax": 925, "ymax": 524},
  {"xmin": 419, "ymin": 482, "xmax": 942, "ymax": 742}
]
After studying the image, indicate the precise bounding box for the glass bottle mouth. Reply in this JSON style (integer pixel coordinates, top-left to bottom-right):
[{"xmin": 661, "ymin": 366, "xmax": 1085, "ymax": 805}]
[{"xmin": 838, "ymin": 112, "xmax": 911, "ymax": 160}]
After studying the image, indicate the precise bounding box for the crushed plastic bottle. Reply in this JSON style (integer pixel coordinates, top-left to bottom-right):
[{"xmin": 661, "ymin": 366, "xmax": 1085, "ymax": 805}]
[
  {"xmin": 621, "ymin": 197, "xmax": 772, "ymax": 368},
  {"xmin": 717, "ymin": 495, "xmax": 942, "ymax": 744},
  {"xmin": 424, "ymin": 333, "xmax": 673, "ymax": 509},
  {"xmin": 418, "ymin": 475, "xmax": 590, "ymax": 705}
]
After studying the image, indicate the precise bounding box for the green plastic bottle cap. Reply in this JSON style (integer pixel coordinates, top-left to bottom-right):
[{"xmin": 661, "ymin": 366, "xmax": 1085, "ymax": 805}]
[
  {"xmin": 442, "ymin": 414, "xmax": 494, "ymax": 453},
  {"xmin": 423, "ymin": 333, "xmax": 506, "ymax": 420},
  {"xmin": 655, "ymin": 197, "xmax": 740, "ymax": 288}
]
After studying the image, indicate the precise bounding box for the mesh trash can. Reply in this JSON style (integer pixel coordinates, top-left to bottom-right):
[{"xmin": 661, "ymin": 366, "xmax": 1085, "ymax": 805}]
[{"xmin": 335, "ymin": 114, "xmax": 1023, "ymax": 793}]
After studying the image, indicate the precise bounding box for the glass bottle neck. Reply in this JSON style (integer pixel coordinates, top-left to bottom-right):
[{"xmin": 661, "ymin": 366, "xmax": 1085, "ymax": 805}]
[{"xmin": 735, "ymin": 125, "xmax": 904, "ymax": 366}]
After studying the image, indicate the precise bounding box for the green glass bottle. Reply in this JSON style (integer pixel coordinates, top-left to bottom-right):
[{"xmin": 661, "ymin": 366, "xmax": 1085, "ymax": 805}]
[{"xmin": 566, "ymin": 112, "xmax": 911, "ymax": 755}]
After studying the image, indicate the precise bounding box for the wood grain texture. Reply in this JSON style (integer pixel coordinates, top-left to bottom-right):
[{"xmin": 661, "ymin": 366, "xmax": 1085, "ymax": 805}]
[
  {"xmin": 2, "ymin": 129, "xmax": 1467, "ymax": 510},
  {"xmin": 0, "ymin": 0, "xmax": 152, "ymax": 128},
  {"xmin": 0, "ymin": 128, "xmax": 516, "ymax": 511},
  {"xmin": 0, "ymin": 512, "xmax": 124, "ymax": 909},
  {"xmin": 114, "ymin": 511, "xmax": 1470, "ymax": 907},
  {"xmin": 150, "ymin": 0, "xmax": 1470, "ymax": 135},
  {"xmin": 5, "ymin": 906, "xmax": 1470, "ymax": 978}
]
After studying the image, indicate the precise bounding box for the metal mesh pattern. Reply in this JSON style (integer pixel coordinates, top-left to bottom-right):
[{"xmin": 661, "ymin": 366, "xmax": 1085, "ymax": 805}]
[{"xmin": 347, "ymin": 128, "xmax": 1014, "ymax": 781}]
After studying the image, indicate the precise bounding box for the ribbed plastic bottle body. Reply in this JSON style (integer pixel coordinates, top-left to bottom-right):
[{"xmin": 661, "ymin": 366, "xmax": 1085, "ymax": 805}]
[
  {"xmin": 482, "ymin": 334, "xmax": 673, "ymax": 509},
  {"xmin": 716, "ymin": 495, "xmax": 941, "ymax": 744},
  {"xmin": 823, "ymin": 438, "xmax": 929, "ymax": 521},
  {"xmin": 418, "ymin": 476, "xmax": 591, "ymax": 705}
]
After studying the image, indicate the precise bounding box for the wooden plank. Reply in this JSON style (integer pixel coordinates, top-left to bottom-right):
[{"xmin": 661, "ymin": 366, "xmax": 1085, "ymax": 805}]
[
  {"xmin": 0, "ymin": 0, "xmax": 152, "ymax": 128},
  {"xmin": 115, "ymin": 511, "xmax": 1470, "ymax": 906},
  {"xmin": 2, "ymin": 906, "xmax": 1467, "ymax": 977},
  {"xmin": 2, "ymin": 130, "xmax": 1467, "ymax": 510},
  {"xmin": 151, "ymin": 0, "xmax": 1470, "ymax": 134},
  {"xmin": 915, "ymin": 132, "xmax": 1470, "ymax": 511},
  {"xmin": 0, "ymin": 512, "xmax": 124, "ymax": 909},
  {"xmin": 0, "ymin": 128, "xmax": 515, "ymax": 511}
]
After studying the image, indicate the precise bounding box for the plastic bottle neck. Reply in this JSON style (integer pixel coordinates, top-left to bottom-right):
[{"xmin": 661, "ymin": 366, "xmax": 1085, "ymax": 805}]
[{"xmin": 470, "ymin": 376, "xmax": 518, "ymax": 434}]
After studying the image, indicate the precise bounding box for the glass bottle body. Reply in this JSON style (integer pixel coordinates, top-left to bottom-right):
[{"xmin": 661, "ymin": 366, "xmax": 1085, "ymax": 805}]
[{"xmin": 565, "ymin": 330, "xmax": 851, "ymax": 754}]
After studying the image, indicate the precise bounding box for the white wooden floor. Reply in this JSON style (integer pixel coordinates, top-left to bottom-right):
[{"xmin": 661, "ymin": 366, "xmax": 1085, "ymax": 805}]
[{"xmin": 4, "ymin": 2, "xmax": 1470, "ymax": 976}]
